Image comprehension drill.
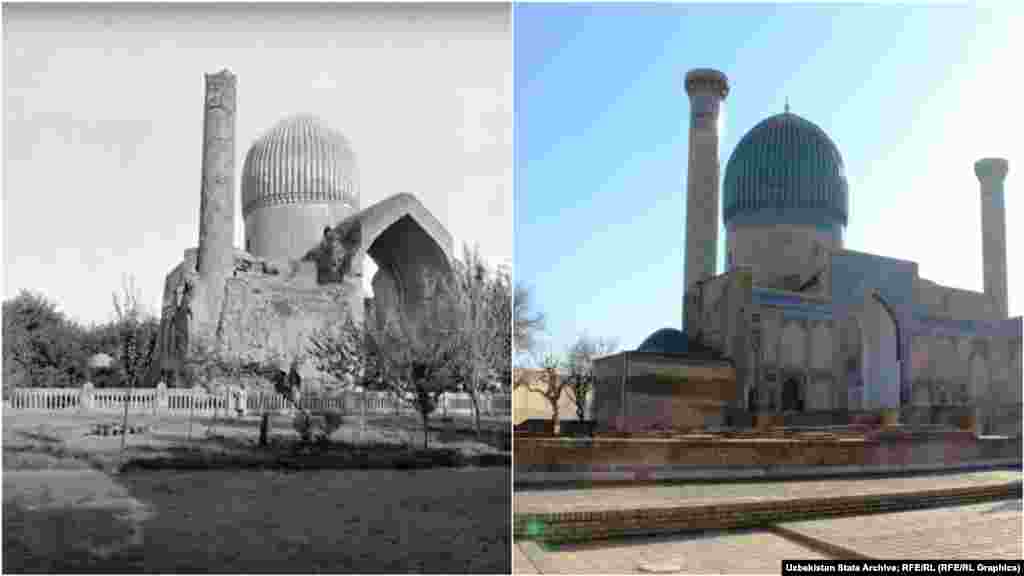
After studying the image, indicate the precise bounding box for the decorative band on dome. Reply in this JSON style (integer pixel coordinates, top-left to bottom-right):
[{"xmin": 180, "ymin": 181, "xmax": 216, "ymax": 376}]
[{"xmin": 242, "ymin": 186, "xmax": 356, "ymax": 216}]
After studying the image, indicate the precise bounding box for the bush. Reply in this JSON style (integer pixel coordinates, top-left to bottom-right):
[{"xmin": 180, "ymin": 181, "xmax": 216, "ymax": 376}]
[{"xmin": 293, "ymin": 410, "xmax": 345, "ymax": 444}]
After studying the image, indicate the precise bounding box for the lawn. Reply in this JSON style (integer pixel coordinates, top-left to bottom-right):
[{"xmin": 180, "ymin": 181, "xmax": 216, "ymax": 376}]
[
  {"xmin": 2, "ymin": 409, "xmax": 512, "ymax": 573},
  {"xmin": 3, "ymin": 409, "xmax": 510, "ymax": 471},
  {"xmin": 4, "ymin": 468, "xmax": 511, "ymax": 573}
]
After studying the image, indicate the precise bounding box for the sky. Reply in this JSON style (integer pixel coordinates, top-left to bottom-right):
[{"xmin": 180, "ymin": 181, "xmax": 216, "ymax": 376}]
[
  {"xmin": 3, "ymin": 3, "xmax": 512, "ymax": 326},
  {"xmin": 515, "ymin": 3, "xmax": 1023, "ymax": 359}
]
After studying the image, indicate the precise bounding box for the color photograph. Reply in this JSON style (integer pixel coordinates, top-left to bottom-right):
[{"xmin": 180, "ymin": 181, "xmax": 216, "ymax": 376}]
[{"xmin": 512, "ymin": 4, "xmax": 1022, "ymax": 573}]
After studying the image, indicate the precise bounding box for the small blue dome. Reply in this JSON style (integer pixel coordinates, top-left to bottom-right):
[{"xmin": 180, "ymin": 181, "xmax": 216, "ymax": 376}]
[
  {"xmin": 637, "ymin": 328, "xmax": 692, "ymax": 354},
  {"xmin": 723, "ymin": 112, "xmax": 848, "ymax": 229}
]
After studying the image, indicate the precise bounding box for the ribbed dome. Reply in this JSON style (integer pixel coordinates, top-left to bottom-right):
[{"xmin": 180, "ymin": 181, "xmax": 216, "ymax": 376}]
[
  {"xmin": 241, "ymin": 114, "xmax": 358, "ymax": 217},
  {"xmin": 723, "ymin": 112, "xmax": 848, "ymax": 228}
]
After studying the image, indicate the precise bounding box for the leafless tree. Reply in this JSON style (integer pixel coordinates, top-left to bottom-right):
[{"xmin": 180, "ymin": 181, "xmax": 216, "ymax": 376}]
[
  {"xmin": 450, "ymin": 244, "xmax": 509, "ymax": 437},
  {"xmin": 514, "ymin": 283, "xmax": 545, "ymax": 358},
  {"xmin": 111, "ymin": 274, "xmax": 150, "ymax": 453},
  {"xmin": 520, "ymin": 353, "xmax": 566, "ymax": 435},
  {"xmin": 565, "ymin": 334, "xmax": 618, "ymax": 422},
  {"xmin": 369, "ymin": 271, "xmax": 465, "ymax": 449}
]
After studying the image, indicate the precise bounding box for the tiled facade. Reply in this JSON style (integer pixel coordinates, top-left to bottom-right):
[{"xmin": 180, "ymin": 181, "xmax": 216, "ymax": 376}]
[{"xmin": 667, "ymin": 69, "xmax": 1022, "ymax": 436}]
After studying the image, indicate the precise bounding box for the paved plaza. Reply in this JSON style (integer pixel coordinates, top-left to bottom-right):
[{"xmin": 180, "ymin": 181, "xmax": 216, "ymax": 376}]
[
  {"xmin": 514, "ymin": 500, "xmax": 1022, "ymax": 574},
  {"xmin": 777, "ymin": 499, "xmax": 1023, "ymax": 560}
]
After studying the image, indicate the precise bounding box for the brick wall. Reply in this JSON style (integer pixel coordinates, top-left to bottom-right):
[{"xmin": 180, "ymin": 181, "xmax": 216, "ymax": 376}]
[{"xmin": 514, "ymin": 434, "xmax": 1022, "ymax": 471}]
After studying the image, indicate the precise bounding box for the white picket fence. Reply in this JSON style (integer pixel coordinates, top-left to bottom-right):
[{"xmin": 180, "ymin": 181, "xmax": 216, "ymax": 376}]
[{"xmin": 4, "ymin": 384, "xmax": 512, "ymax": 419}]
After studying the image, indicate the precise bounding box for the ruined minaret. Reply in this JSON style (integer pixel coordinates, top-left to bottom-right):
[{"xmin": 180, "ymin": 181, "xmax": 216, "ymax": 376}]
[
  {"xmin": 683, "ymin": 69, "xmax": 730, "ymax": 315},
  {"xmin": 975, "ymin": 158, "xmax": 1009, "ymax": 319},
  {"xmin": 198, "ymin": 69, "xmax": 236, "ymax": 279},
  {"xmin": 195, "ymin": 69, "xmax": 237, "ymax": 332}
]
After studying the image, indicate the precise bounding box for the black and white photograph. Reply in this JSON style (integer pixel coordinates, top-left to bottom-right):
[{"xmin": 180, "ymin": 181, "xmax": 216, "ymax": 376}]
[{"xmin": 3, "ymin": 3, "xmax": 512, "ymax": 573}]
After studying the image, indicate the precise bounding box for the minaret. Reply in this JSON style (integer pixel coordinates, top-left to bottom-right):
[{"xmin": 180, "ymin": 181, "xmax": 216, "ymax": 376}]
[
  {"xmin": 194, "ymin": 69, "xmax": 237, "ymax": 334},
  {"xmin": 683, "ymin": 68, "xmax": 730, "ymax": 303},
  {"xmin": 975, "ymin": 158, "xmax": 1010, "ymax": 319},
  {"xmin": 197, "ymin": 69, "xmax": 237, "ymax": 280}
]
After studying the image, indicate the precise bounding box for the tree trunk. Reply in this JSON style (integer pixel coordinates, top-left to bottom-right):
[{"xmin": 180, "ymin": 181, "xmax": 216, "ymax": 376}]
[
  {"xmin": 187, "ymin": 393, "xmax": 194, "ymax": 441},
  {"xmin": 470, "ymin": 369, "xmax": 482, "ymax": 438},
  {"xmin": 421, "ymin": 411, "xmax": 429, "ymax": 450},
  {"xmin": 120, "ymin": 385, "xmax": 131, "ymax": 452},
  {"xmin": 259, "ymin": 411, "xmax": 270, "ymax": 447},
  {"xmin": 550, "ymin": 402, "xmax": 560, "ymax": 437},
  {"xmin": 360, "ymin": 387, "xmax": 367, "ymax": 445}
]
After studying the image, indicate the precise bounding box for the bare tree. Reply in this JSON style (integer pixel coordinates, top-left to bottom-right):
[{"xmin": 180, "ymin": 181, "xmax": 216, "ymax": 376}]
[
  {"xmin": 450, "ymin": 244, "xmax": 508, "ymax": 437},
  {"xmin": 520, "ymin": 353, "xmax": 566, "ymax": 435},
  {"xmin": 111, "ymin": 274, "xmax": 150, "ymax": 453},
  {"xmin": 514, "ymin": 283, "xmax": 545, "ymax": 358},
  {"xmin": 369, "ymin": 271, "xmax": 464, "ymax": 449},
  {"xmin": 565, "ymin": 334, "xmax": 618, "ymax": 423},
  {"xmin": 493, "ymin": 265, "xmax": 513, "ymax": 392}
]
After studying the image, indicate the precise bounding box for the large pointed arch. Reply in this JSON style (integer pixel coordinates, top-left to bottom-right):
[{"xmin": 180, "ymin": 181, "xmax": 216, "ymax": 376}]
[{"xmin": 344, "ymin": 193, "xmax": 454, "ymax": 331}]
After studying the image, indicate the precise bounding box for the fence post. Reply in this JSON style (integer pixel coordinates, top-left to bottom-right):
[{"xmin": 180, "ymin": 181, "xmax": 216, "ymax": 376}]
[
  {"xmin": 80, "ymin": 382, "xmax": 94, "ymax": 412},
  {"xmin": 156, "ymin": 382, "xmax": 168, "ymax": 416}
]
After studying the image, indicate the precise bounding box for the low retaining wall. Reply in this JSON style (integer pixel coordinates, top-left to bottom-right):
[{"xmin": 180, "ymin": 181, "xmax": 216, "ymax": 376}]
[
  {"xmin": 513, "ymin": 433, "xmax": 1023, "ymax": 482},
  {"xmin": 515, "ymin": 460, "xmax": 1023, "ymax": 487},
  {"xmin": 514, "ymin": 482, "xmax": 1022, "ymax": 543}
]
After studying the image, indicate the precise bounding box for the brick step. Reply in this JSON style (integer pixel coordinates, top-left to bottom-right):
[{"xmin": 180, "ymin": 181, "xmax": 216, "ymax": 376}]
[{"xmin": 514, "ymin": 482, "xmax": 1021, "ymax": 544}]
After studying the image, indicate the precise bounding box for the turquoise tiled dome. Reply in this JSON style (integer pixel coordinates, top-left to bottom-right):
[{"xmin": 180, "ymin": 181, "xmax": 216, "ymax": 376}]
[
  {"xmin": 637, "ymin": 328, "xmax": 721, "ymax": 358},
  {"xmin": 723, "ymin": 112, "xmax": 848, "ymax": 228}
]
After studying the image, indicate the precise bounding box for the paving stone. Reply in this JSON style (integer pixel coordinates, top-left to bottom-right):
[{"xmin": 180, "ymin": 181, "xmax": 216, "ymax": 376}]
[
  {"xmin": 518, "ymin": 502, "xmax": 1023, "ymax": 573},
  {"xmin": 514, "ymin": 542, "xmax": 540, "ymax": 574},
  {"xmin": 779, "ymin": 500, "xmax": 1023, "ymax": 560},
  {"xmin": 519, "ymin": 529, "xmax": 827, "ymax": 574}
]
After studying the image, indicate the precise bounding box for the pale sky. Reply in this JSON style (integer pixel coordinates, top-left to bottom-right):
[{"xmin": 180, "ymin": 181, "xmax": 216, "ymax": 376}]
[{"xmin": 3, "ymin": 3, "xmax": 512, "ymax": 325}]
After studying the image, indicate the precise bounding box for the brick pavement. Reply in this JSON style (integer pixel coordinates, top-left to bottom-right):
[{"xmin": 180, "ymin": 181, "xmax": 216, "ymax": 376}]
[
  {"xmin": 513, "ymin": 541, "xmax": 540, "ymax": 574},
  {"xmin": 514, "ymin": 501, "xmax": 1023, "ymax": 573},
  {"xmin": 514, "ymin": 470, "xmax": 1022, "ymax": 515},
  {"xmin": 514, "ymin": 529, "xmax": 827, "ymax": 574},
  {"xmin": 777, "ymin": 500, "xmax": 1023, "ymax": 560}
]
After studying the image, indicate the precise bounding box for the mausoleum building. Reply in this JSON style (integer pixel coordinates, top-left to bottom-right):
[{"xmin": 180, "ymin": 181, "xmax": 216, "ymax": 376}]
[
  {"xmin": 594, "ymin": 69, "xmax": 1022, "ymax": 436},
  {"xmin": 148, "ymin": 70, "xmax": 453, "ymax": 389}
]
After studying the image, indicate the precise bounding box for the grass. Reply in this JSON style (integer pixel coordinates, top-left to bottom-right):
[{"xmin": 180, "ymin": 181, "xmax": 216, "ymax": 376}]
[
  {"xmin": 4, "ymin": 468, "xmax": 511, "ymax": 573},
  {"xmin": 3, "ymin": 410, "xmax": 510, "ymax": 473},
  {"xmin": 3, "ymin": 410, "xmax": 512, "ymax": 573}
]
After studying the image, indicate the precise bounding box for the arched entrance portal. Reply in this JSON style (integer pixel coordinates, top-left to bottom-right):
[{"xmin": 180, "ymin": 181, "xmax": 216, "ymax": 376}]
[
  {"xmin": 354, "ymin": 194, "xmax": 454, "ymax": 333},
  {"xmin": 861, "ymin": 291, "xmax": 901, "ymax": 411}
]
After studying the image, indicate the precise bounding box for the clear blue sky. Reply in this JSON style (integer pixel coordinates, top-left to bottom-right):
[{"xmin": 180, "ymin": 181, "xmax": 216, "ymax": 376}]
[
  {"xmin": 4, "ymin": 4, "xmax": 511, "ymax": 326},
  {"xmin": 515, "ymin": 3, "xmax": 1022, "ymax": 360}
]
